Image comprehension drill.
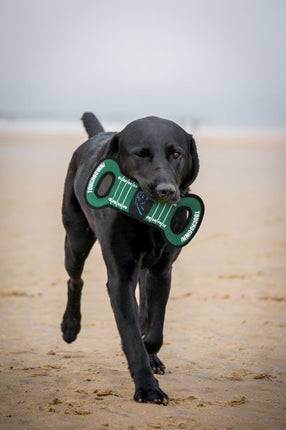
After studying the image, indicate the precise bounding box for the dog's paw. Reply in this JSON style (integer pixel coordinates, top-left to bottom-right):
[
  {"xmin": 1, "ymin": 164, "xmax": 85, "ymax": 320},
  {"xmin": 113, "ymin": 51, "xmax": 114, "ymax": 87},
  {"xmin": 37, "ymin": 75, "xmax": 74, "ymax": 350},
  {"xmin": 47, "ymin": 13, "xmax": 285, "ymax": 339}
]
[
  {"xmin": 149, "ymin": 354, "xmax": 166, "ymax": 375},
  {"xmin": 61, "ymin": 314, "xmax": 81, "ymax": 343},
  {"xmin": 134, "ymin": 384, "xmax": 168, "ymax": 405}
]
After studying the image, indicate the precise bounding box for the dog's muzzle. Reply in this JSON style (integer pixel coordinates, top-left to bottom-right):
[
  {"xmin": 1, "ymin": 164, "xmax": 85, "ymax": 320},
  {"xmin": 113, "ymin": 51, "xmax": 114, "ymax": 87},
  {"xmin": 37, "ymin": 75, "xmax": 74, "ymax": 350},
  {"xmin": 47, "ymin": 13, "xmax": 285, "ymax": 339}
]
[{"xmin": 153, "ymin": 183, "xmax": 179, "ymax": 204}]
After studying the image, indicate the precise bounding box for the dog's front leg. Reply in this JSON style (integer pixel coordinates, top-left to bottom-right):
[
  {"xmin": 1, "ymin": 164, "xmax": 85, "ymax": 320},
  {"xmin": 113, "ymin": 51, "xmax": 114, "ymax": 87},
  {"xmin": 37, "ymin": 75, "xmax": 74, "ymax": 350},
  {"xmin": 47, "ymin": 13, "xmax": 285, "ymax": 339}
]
[{"xmin": 106, "ymin": 263, "xmax": 168, "ymax": 405}]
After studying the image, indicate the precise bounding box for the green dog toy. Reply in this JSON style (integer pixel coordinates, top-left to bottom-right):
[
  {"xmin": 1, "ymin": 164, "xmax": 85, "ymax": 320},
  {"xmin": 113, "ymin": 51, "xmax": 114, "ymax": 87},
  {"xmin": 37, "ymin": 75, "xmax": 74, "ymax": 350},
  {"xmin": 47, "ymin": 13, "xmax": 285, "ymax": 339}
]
[{"xmin": 86, "ymin": 159, "xmax": 204, "ymax": 247}]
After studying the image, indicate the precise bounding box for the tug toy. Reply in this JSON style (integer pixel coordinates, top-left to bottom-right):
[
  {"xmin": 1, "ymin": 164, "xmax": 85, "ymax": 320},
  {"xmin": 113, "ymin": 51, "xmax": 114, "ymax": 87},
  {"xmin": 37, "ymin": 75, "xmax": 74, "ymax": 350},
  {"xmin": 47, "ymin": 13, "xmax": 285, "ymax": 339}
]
[{"xmin": 86, "ymin": 159, "xmax": 204, "ymax": 247}]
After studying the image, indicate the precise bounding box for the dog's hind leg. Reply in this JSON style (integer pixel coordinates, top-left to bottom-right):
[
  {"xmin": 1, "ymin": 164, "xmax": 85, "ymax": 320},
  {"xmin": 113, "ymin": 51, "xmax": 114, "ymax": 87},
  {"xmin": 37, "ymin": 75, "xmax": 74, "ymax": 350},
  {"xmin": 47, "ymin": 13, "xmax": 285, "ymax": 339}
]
[
  {"xmin": 61, "ymin": 165, "xmax": 96, "ymax": 343},
  {"xmin": 61, "ymin": 226, "xmax": 96, "ymax": 343}
]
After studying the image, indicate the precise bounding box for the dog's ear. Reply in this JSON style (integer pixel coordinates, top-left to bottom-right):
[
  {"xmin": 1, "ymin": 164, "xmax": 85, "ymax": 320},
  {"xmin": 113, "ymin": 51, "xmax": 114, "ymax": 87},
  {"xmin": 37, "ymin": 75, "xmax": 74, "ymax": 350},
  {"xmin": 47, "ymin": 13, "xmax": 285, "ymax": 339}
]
[
  {"xmin": 97, "ymin": 133, "xmax": 120, "ymax": 159},
  {"xmin": 180, "ymin": 134, "xmax": 200, "ymax": 192}
]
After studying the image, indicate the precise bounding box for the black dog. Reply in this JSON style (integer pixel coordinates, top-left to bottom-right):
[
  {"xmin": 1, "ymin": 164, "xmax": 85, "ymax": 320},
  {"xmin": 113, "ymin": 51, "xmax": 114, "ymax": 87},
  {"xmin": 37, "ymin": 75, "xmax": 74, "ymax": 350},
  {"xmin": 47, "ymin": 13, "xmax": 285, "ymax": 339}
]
[{"xmin": 61, "ymin": 113, "xmax": 199, "ymax": 404}]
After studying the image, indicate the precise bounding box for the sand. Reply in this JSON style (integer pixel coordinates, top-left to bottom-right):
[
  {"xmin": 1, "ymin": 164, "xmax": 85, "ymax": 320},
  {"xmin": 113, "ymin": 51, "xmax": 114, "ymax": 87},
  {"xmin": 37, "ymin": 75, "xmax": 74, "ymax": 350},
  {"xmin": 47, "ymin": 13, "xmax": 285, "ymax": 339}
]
[{"xmin": 0, "ymin": 127, "xmax": 285, "ymax": 430}]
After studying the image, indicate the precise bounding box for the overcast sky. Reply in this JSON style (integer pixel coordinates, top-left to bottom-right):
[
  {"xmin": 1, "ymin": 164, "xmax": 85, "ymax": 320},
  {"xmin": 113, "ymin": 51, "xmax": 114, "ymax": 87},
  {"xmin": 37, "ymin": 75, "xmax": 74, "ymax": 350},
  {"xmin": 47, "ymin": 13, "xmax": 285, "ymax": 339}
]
[{"xmin": 0, "ymin": 0, "xmax": 285, "ymax": 128}]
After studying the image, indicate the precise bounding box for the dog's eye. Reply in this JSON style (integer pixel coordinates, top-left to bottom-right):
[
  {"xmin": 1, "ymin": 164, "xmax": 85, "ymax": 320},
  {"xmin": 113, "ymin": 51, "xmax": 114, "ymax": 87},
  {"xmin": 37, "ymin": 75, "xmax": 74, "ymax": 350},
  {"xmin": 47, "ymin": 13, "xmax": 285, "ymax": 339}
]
[
  {"xmin": 134, "ymin": 149, "xmax": 151, "ymax": 158},
  {"xmin": 171, "ymin": 151, "xmax": 181, "ymax": 160}
]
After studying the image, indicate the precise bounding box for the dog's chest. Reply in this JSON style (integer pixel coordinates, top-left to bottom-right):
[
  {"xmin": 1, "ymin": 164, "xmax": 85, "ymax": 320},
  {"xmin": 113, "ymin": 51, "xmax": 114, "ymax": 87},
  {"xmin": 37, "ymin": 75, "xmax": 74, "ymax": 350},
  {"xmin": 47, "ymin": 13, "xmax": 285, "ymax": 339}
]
[
  {"xmin": 139, "ymin": 228, "xmax": 176, "ymax": 269},
  {"xmin": 141, "ymin": 244, "xmax": 165, "ymax": 268}
]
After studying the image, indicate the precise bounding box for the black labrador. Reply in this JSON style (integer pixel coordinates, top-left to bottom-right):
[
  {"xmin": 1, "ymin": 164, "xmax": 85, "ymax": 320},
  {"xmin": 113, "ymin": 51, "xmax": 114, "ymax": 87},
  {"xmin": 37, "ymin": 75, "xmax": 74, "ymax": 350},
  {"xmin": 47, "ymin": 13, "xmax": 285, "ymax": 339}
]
[{"xmin": 61, "ymin": 113, "xmax": 199, "ymax": 405}]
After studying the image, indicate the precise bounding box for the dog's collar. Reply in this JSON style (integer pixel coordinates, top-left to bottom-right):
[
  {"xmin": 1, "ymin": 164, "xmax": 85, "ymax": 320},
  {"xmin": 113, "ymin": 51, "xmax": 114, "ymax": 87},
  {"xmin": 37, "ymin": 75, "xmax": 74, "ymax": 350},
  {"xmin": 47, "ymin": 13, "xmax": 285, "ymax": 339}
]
[{"xmin": 85, "ymin": 158, "xmax": 204, "ymax": 247}]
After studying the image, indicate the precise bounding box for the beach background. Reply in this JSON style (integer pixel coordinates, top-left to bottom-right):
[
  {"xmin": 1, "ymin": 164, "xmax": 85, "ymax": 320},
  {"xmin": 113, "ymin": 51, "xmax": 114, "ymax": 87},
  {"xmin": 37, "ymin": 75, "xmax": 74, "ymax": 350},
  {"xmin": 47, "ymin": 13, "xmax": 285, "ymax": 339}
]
[
  {"xmin": 0, "ymin": 123, "xmax": 285, "ymax": 430},
  {"xmin": 1, "ymin": 1, "xmax": 286, "ymax": 429}
]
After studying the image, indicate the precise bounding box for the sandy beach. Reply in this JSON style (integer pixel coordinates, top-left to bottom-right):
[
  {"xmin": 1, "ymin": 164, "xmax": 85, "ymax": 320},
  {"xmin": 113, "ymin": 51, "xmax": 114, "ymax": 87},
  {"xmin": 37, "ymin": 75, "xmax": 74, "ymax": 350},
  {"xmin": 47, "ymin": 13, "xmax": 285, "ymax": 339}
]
[{"xmin": 0, "ymin": 125, "xmax": 285, "ymax": 430}]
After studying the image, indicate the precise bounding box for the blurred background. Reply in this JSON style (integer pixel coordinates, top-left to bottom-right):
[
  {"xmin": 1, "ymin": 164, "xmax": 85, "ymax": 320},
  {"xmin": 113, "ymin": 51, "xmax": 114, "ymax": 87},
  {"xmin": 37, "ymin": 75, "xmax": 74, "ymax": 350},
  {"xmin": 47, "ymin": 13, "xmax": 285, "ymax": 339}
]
[{"xmin": 0, "ymin": 0, "xmax": 286, "ymax": 134}]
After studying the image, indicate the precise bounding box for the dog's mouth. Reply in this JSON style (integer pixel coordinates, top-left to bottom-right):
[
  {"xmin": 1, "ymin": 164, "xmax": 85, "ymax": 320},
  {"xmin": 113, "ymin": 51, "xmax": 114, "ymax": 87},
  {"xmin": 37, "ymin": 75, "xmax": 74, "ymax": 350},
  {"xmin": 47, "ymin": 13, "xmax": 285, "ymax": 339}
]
[{"xmin": 154, "ymin": 194, "xmax": 179, "ymax": 204}]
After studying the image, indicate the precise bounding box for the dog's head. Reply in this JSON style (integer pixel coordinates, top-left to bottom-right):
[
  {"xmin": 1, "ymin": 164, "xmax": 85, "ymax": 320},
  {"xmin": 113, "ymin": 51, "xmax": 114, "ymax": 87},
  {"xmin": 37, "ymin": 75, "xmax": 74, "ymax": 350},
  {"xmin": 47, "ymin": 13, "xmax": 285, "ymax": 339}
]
[{"xmin": 99, "ymin": 116, "xmax": 199, "ymax": 204}]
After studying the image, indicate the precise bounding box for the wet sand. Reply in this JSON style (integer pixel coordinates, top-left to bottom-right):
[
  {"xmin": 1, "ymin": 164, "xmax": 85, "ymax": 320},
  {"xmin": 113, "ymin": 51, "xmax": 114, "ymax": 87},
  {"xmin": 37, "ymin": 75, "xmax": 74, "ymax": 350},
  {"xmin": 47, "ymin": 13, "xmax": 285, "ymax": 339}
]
[{"xmin": 0, "ymin": 127, "xmax": 285, "ymax": 429}]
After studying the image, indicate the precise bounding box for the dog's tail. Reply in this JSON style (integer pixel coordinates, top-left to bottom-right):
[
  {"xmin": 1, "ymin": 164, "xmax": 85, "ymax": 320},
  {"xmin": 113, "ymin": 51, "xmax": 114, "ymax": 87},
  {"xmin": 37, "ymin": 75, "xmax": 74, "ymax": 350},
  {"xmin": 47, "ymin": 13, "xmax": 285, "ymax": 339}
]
[{"xmin": 81, "ymin": 112, "xmax": 104, "ymax": 138}]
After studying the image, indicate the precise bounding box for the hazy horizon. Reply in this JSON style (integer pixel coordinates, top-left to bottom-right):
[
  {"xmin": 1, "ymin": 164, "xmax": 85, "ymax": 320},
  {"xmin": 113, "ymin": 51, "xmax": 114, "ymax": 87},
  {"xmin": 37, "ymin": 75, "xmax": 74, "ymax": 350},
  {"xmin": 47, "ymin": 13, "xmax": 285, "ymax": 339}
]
[{"xmin": 1, "ymin": 0, "xmax": 286, "ymax": 129}]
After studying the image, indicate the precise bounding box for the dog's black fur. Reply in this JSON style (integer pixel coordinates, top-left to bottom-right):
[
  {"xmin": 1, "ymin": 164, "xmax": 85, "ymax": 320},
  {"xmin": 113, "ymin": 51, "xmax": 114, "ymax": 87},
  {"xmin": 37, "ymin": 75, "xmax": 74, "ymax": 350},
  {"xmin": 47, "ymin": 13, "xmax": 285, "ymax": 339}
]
[{"xmin": 61, "ymin": 113, "xmax": 199, "ymax": 404}]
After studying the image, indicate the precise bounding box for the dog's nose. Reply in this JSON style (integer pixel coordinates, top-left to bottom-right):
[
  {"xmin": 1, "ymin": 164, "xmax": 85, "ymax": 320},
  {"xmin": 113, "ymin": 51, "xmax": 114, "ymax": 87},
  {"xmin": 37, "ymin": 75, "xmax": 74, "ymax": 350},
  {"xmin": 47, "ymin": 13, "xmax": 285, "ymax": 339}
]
[{"xmin": 156, "ymin": 183, "xmax": 177, "ymax": 201}]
